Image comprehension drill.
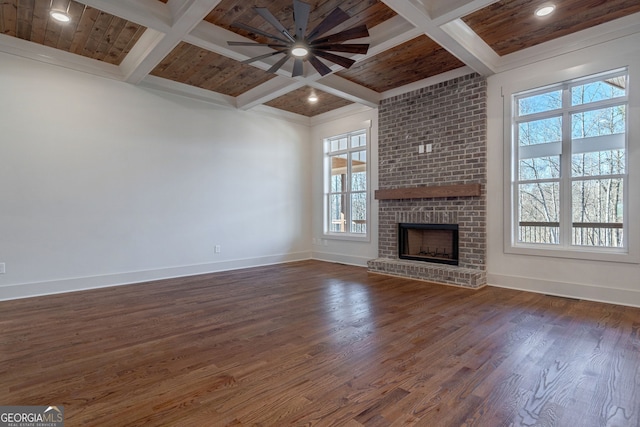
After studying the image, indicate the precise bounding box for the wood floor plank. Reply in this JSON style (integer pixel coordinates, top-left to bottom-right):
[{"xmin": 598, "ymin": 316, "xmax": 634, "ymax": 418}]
[{"xmin": 1, "ymin": 260, "xmax": 639, "ymax": 426}]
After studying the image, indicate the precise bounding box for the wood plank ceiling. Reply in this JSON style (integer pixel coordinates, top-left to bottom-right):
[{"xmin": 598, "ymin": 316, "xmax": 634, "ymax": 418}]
[{"xmin": 1, "ymin": 0, "xmax": 639, "ymax": 118}]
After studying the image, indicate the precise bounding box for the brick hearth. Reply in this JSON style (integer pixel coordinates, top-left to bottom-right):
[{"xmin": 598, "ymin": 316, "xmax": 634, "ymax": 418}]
[{"xmin": 368, "ymin": 73, "xmax": 487, "ymax": 289}]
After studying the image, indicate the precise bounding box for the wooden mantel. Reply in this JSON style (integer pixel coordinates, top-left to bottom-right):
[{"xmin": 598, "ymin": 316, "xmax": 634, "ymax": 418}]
[{"xmin": 374, "ymin": 183, "xmax": 481, "ymax": 200}]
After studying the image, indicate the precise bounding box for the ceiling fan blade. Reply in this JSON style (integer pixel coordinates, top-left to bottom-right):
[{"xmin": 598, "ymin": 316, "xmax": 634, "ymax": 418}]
[
  {"xmin": 307, "ymin": 7, "xmax": 350, "ymax": 42},
  {"xmin": 227, "ymin": 41, "xmax": 287, "ymax": 48},
  {"xmin": 292, "ymin": 58, "xmax": 304, "ymax": 77},
  {"xmin": 313, "ymin": 50, "xmax": 356, "ymax": 69},
  {"xmin": 255, "ymin": 7, "xmax": 296, "ymax": 42},
  {"xmin": 308, "ymin": 54, "xmax": 332, "ymax": 76},
  {"xmin": 312, "ymin": 43, "xmax": 369, "ymax": 54},
  {"xmin": 293, "ymin": 0, "xmax": 311, "ymax": 40},
  {"xmin": 230, "ymin": 22, "xmax": 289, "ymax": 43},
  {"xmin": 241, "ymin": 50, "xmax": 286, "ymax": 64},
  {"xmin": 313, "ymin": 25, "xmax": 369, "ymax": 45},
  {"xmin": 267, "ymin": 54, "xmax": 291, "ymax": 74}
]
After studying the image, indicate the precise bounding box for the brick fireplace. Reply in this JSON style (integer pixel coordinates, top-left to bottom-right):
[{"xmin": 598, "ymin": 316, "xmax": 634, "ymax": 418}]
[{"xmin": 367, "ymin": 73, "xmax": 487, "ymax": 289}]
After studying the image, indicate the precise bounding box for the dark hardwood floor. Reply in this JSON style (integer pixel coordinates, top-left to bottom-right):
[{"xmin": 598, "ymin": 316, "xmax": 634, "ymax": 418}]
[{"xmin": 1, "ymin": 260, "xmax": 638, "ymax": 426}]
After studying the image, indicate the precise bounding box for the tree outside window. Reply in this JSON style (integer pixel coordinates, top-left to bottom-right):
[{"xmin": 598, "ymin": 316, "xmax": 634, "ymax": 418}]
[
  {"xmin": 513, "ymin": 69, "xmax": 627, "ymax": 249},
  {"xmin": 326, "ymin": 130, "xmax": 368, "ymax": 236}
]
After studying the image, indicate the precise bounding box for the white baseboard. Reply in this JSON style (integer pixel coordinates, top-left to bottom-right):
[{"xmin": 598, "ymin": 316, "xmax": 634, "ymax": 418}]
[
  {"xmin": 311, "ymin": 251, "xmax": 371, "ymax": 267},
  {"xmin": 488, "ymin": 273, "xmax": 640, "ymax": 308},
  {"xmin": 0, "ymin": 251, "xmax": 312, "ymax": 302}
]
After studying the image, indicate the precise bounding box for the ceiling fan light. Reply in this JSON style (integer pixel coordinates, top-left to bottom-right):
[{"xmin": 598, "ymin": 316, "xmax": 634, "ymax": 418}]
[
  {"xmin": 534, "ymin": 3, "xmax": 555, "ymax": 17},
  {"xmin": 50, "ymin": 10, "xmax": 71, "ymax": 22},
  {"xmin": 291, "ymin": 44, "xmax": 309, "ymax": 58}
]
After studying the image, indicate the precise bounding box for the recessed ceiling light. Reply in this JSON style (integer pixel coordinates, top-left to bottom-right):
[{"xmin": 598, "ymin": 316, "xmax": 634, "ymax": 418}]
[
  {"xmin": 50, "ymin": 10, "xmax": 71, "ymax": 22},
  {"xmin": 291, "ymin": 44, "xmax": 309, "ymax": 58},
  {"xmin": 534, "ymin": 3, "xmax": 556, "ymax": 17},
  {"xmin": 308, "ymin": 94, "xmax": 318, "ymax": 103}
]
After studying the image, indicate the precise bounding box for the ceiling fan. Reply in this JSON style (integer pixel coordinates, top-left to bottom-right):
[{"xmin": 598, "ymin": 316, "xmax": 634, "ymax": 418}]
[{"xmin": 227, "ymin": 0, "xmax": 369, "ymax": 78}]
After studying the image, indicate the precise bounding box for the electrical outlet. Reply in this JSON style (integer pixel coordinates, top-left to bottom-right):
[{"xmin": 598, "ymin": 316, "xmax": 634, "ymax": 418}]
[
  {"xmin": 214, "ymin": 245, "xmax": 221, "ymax": 254},
  {"xmin": 0, "ymin": 263, "xmax": 5, "ymax": 274},
  {"xmin": 426, "ymin": 143, "xmax": 433, "ymax": 153},
  {"xmin": 418, "ymin": 144, "xmax": 425, "ymax": 154}
]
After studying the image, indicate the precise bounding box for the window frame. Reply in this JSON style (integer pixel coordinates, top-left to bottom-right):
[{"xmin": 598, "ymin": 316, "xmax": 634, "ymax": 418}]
[
  {"xmin": 323, "ymin": 128, "xmax": 370, "ymax": 241},
  {"xmin": 506, "ymin": 68, "xmax": 635, "ymax": 262}
]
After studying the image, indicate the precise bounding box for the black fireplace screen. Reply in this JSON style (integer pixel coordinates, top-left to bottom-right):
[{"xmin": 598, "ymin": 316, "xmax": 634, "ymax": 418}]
[{"xmin": 398, "ymin": 223, "xmax": 459, "ymax": 266}]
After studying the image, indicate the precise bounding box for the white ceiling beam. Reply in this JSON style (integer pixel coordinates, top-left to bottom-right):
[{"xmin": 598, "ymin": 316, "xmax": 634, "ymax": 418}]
[
  {"xmin": 425, "ymin": 0, "xmax": 501, "ymax": 26},
  {"xmin": 186, "ymin": 16, "xmax": 417, "ymax": 109},
  {"xmin": 236, "ymin": 77, "xmax": 305, "ymax": 110},
  {"xmin": 74, "ymin": 0, "xmax": 171, "ymax": 32},
  {"xmin": 310, "ymin": 75, "xmax": 380, "ymax": 109},
  {"xmin": 439, "ymin": 19, "xmax": 500, "ymax": 72},
  {"xmin": 382, "ymin": 0, "xmax": 497, "ymax": 76},
  {"xmin": 121, "ymin": 0, "xmax": 221, "ymax": 84},
  {"xmin": 366, "ymin": 15, "xmax": 424, "ymax": 56},
  {"xmin": 186, "ymin": 21, "xmax": 281, "ymax": 70}
]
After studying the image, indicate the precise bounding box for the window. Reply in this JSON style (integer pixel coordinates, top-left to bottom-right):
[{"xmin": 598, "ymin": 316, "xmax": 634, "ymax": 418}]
[
  {"xmin": 325, "ymin": 130, "xmax": 368, "ymax": 237},
  {"xmin": 512, "ymin": 69, "xmax": 628, "ymax": 251}
]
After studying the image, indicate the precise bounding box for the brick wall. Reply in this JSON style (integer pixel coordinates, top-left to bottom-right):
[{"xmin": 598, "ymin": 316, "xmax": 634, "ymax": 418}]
[{"xmin": 368, "ymin": 73, "xmax": 487, "ymax": 288}]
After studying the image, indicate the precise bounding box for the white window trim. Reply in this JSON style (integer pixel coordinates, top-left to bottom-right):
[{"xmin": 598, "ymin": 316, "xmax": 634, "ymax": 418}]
[
  {"xmin": 502, "ymin": 66, "xmax": 639, "ymax": 264},
  {"xmin": 323, "ymin": 127, "xmax": 371, "ymax": 242}
]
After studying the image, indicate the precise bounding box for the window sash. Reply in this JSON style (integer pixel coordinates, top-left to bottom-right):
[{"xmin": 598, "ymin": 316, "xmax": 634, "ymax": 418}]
[
  {"xmin": 512, "ymin": 70, "xmax": 628, "ymax": 251},
  {"xmin": 325, "ymin": 130, "xmax": 368, "ymax": 237}
]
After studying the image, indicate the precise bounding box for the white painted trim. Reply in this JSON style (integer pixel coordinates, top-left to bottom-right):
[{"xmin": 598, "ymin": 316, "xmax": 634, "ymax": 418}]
[
  {"xmin": 249, "ymin": 105, "xmax": 311, "ymax": 126},
  {"xmin": 0, "ymin": 252, "xmax": 312, "ymax": 302},
  {"xmin": 309, "ymin": 104, "xmax": 375, "ymax": 127},
  {"xmin": 0, "ymin": 34, "xmax": 123, "ymax": 80},
  {"xmin": 138, "ymin": 75, "xmax": 237, "ymax": 108},
  {"xmin": 381, "ymin": 66, "xmax": 474, "ymax": 99},
  {"xmin": 312, "ymin": 251, "xmax": 371, "ymax": 268},
  {"xmin": 497, "ymin": 12, "xmax": 640, "ymax": 74},
  {"xmin": 488, "ymin": 273, "xmax": 640, "ymax": 308}
]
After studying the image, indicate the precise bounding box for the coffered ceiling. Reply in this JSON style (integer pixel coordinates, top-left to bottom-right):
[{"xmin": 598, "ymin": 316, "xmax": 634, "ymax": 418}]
[{"xmin": 1, "ymin": 0, "xmax": 639, "ymax": 120}]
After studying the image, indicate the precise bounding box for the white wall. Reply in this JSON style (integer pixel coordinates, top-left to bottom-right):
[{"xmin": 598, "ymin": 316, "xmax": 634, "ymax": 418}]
[
  {"xmin": 0, "ymin": 52, "xmax": 312, "ymax": 300},
  {"xmin": 310, "ymin": 108, "xmax": 379, "ymax": 266},
  {"xmin": 486, "ymin": 33, "xmax": 640, "ymax": 307}
]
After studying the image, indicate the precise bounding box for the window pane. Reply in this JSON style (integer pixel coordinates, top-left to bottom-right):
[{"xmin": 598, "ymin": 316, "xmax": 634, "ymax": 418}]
[
  {"xmin": 351, "ymin": 193, "xmax": 367, "ymax": 234},
  {"xmin": 329, "ymin": 194, "xmax": 346, "ymax": 233},
  {"xmin": 330, "ymin": 137, "xmax": 348, "ymax": 152},
  {"xmin": 330, "ymin": 154, "xmax": 347, "ymax": 192},
  {"xmin": 518, "ymin": 182, "xmax": 560, "ymax": 244},
  {"xmin": 351, "ymin": 133, "xmax": 366, "ymax": 148},
  {"xmin": 519, "ymin": 117, "xmax": 562, "ymax": 146},
  {"xmin": 571, "ymin": 76, "xmax": 626, "ymax": 106},
  {"xmin": 572, "ymin": 105, "xmax": 625, "ymax": 139},
  {"xmin": 572, "ymin": 150, "xmax": 625, "ymax": 177},
  {"xmin": 572, "ymin": 178, "xmax": 624, "ymax": 247},
  {"xmin": 572, "ymin": 178, "xmax": 623, "ymax": 223},
  {"xmin": 519, "ymin": 156, "xmax": 560, "ymax": 180},
  {"xmin": 351, "ymin": 150, "xmax": 366, "ymax": 191},
  {"xmin": 518, "ymin": 90, "xmax": 562, "ymax": 116}
]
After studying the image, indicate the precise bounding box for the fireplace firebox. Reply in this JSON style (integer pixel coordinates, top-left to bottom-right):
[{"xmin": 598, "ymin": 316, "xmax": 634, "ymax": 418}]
[{"xmin": 398, "ymin": 223, "xmax": 459, "ymax": 266}]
